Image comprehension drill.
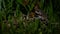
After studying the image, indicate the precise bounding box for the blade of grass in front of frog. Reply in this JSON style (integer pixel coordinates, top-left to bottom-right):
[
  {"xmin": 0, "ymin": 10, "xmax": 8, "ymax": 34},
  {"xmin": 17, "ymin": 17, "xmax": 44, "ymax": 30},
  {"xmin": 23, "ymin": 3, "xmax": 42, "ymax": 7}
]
[
  {"xmin": 0, "ymin": 8, "xmax": 6, "ymax": 34},
  {"xmin": 27, "ymin": 19, "xmax": 40, "ymax": 33},
  {"xmin": 6, "ymin": 0, "xmax": 13, "ymax": 11},
  {"xmin": 28, "ymin": 3, "xmax": 34, "ymax": 12},
  {"xmin": 3, "ymin": 0, "xmax": 7, "ymax": 11},
  {"xmin": 40, "ymin": 0, "xmax": 53, "ymax": 33},
  {"xmin": 2, "ymin": 0, "xmax": 5, "ymax": 9},
  {"xmin": 9, "ymin": 29, "xmax": 14, "ymax": 34},
  {"xmin": 16, "ymin": 4, "xmax": 23, "ymax": 21},
  {"xmin": 9, "ymin": 0, "xmax": 15, "ymax": 33},
  {"xmin": 16, "ymin": 0, "xmax": 23, "ymax": 4},
  {"xmin": 1, "ymin": 22, "xmax": 5, "ymax": 33},
  {"xmin": 15, "ymin": 4, "xmax": 19, "ymax": 17},
  {"xmin": 49, "ymin": 0, "xmax": 57, "ymax": 32},
  {"xmin": 27, "ymin": 0, "xmax": 36, "ymax": 12},
  {"xmin": 0, "ymin": 12, "xmax": 2, "ymax": 33},
  {"xmin": 27, "ymin": 0, "xmax": 36, "ymax": 16},
  {"xmin": 48, "ymin": 1, "xmax": 53, "ymax": 21},
  {"xmin": 27, "ymin": 4, "xmax": 34, "ymax": 17},
  {"xmin": 39, "ymin": 0, "xmax": 45, "ymax": 9},
  {"xmin": 0, "ymin": 8, "xmax": 6, "ymax": 33},
  {"xmin": 46, "ymin": 0, "xmax": 54, "ymax": 34},
  {"xmin": 0, "ymin": 0, "xmax": 2, "ymax": 10},
  {"xmin": 8, "ymin": 15, "xmax": 16, "ymax": 34},
  {"xmin": 15, "ymin": 3, "xmax": 25, "ymax": 33}
]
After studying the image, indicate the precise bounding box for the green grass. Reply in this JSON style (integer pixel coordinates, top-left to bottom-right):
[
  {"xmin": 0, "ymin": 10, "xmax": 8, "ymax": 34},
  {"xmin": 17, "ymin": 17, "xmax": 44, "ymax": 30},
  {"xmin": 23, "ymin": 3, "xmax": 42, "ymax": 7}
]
[{"xmin": 0, "ymin": 0, "xmax": 60, "ymax": 34}]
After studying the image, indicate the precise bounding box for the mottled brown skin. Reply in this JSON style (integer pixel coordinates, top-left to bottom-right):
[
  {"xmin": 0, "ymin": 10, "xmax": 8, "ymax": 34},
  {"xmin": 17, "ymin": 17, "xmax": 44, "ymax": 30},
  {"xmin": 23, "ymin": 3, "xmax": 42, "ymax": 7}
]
[
  {"xmin": 29, "ymin": 12, "xmax": 35, "ymax": 18},
  {"xmin": 34, "ymin": 3, "xmax": 48, "ymax": 20},
  {"xmin": 29, "ymin": 3, "xmax": 48, "ymax": 25},
  {"xmin": 22, "ymin": 1, "xmax": 48, "ymax": 25}
]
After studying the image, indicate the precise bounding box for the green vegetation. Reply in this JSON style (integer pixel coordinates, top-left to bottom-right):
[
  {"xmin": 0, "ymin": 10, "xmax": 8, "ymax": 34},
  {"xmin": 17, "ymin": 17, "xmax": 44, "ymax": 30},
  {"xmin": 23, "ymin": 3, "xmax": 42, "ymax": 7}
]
[{"xmin": 0, "ymin": 0, "xmax": 60, "ymax": 34}]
